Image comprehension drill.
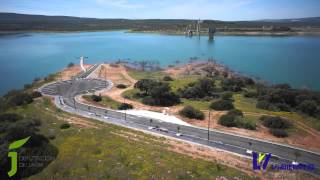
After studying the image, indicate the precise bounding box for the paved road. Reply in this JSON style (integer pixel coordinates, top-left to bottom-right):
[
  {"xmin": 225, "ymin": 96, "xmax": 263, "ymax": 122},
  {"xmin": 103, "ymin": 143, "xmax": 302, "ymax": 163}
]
[{"xmin": 39, "ymin": 68, "xmax": 320, "ymax": 175}]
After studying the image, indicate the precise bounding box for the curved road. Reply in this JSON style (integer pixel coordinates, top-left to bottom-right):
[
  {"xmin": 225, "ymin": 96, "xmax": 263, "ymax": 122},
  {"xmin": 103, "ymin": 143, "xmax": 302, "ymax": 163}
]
[{"xmin": 39, "ymin": 66, "xmax": 320, "ymax": 175}]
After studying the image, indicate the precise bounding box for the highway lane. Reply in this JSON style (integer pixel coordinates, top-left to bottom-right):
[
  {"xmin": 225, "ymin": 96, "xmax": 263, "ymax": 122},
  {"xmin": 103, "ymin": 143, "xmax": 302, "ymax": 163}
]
[{"xmin": 39, "ymin": 75, "xmax": 320, "ymax": 175}]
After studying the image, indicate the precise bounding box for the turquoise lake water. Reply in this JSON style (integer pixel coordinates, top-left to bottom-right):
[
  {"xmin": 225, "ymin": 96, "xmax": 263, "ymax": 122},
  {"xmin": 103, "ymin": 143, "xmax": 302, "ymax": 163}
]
[{"xmin": 0, "ymin": 31, "xmax": 320, "ymax": 95}]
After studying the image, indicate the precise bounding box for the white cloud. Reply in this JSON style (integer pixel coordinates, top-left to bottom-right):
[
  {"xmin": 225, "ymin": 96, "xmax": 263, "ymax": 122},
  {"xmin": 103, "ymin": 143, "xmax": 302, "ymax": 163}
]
[{"xmin": 96, "ymin": 0, "xmax": 145, "ymax": 9}]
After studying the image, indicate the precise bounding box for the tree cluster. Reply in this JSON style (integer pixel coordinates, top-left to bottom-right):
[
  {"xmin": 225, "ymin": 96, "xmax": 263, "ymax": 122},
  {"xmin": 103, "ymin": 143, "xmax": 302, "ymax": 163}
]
[
  {"xmin": 179, "ymin": 78, "xmax": 216, "ymax": 99},
  {"xmin": 221, "ymin": 77, "xmax": 254, "ymax": 92},
  {"xmin": 134, "ymin": 79, "xmax": 180, "ymax": 106},
  {"xmin": 255, "ymin": 84, "xmax": 320, "ymax": 118}
]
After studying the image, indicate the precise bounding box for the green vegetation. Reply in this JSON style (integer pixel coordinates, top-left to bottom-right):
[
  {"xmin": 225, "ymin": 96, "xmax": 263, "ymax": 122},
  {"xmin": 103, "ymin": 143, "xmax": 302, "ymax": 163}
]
[
  {"xmin": 169, "ymin": 76, "xmax": 199, "ymax": 92},
  {"xmin": 234, "ymin": 94, "xmax": 320, "ymax": 131},
  {"xmin": 83, "ymin": 95, "xmax": 121, "ymax": 110},
  {"xmin": 1, "ymin": 13, "xmax": 319, "ymax": 34},
  {"xmin": 118, "ymin": 103, "xmax": 133, "ymax": 110},
  {"xmin": 128, "ymin": 70, "xmax": 167, "ymax": 80},
  {"xmin": 90, "ymin": 94, "xmax": 102, "ymax": 102},
  {"xmin": 179, "ymin": 106, "xmax": 205, "ymax": 120},
  {"xmin": 60, "ymin": 123, "xmax": 71, "ymax": 129},
  {"xmin": 255, "ymin": 84, "xmax": 320, "ymax": 117},
  {"xmin": 181, "ymin": 98, "xmax": 211, "ymax": 110},
  {"xmin": 116, "ymin": 84, "xmax": 127, "ymax": 89},
  {"xmin": 179, "ymin": 78, "xmax": 216, "ymax": 99},
  {"xmin": 210, "ymin": 100, "xmax": 234, "ymax": 111},
  {"xmin": 163, "ymin": 75, "xmax": 174, "ymax": 81},
  {"xmin": 122, "ymin": 88, "xmax": 140, "ymax": 100},
  {"xmin": 0, "ymin": 108, "xmax": 58, "ymax": 179},
  {"xmin": 260, "ymin": 116, "xmax": 292, "ymax": 129},
  {"xmin": 134, "ymin": 79, "xmax": 180, "ymax": 106},
  {"xmin": 260, "ymin": 116, "xmax": 291, "ymax": 138},
  {"xmin": 219, "ymin": 109, "xmax": 256, "ymax": 130}
]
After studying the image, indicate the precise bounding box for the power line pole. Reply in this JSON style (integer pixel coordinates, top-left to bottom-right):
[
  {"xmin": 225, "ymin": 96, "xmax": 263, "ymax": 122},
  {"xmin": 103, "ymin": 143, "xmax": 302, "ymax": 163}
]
[
  {"xmin": 124, "ymin": 98, "xmax": 127, "ymax": 121},
  {"xmin": 207, "ymin": 110, "xmax": 211, "ymax": 142}
]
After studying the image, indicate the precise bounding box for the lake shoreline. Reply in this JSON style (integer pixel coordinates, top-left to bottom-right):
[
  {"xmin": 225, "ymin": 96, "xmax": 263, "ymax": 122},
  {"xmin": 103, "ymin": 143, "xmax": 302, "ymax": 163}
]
[{"xmin": 1, "ymin": 29, "xmax": 320, "ymax": 37}]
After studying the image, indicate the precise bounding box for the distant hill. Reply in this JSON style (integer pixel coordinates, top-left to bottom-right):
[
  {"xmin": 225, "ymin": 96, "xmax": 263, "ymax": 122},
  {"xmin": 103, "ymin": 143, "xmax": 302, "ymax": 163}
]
[{"xmin": 0, "ymin": 12, "xmax": 319, "ymax": 32}]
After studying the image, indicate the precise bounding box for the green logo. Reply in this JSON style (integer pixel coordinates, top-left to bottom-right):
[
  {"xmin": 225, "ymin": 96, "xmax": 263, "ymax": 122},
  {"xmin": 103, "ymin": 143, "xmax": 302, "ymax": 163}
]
[{"xmin": 7, "ymin": 136, "xmax": 30, "ymax": 177}]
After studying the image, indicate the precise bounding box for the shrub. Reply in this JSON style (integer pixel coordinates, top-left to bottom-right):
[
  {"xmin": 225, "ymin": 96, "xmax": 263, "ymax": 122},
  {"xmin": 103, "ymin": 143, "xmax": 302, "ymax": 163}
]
[
  {"xmin": 228, "ymin": 109, "xmax": 243, "ymax": 117},
  {"xmin": 118, "ymin": 103, "xmax": 133, "ymax": 110},
  {"xmin": 163, "ymin": 75, "xmax": 174, "ymax": 81},
  {"xmin": 219, "ymin": 114, "xmax": 236, "ymax": 127},
  {"xmin": 31, "ymin": 91, "xmax": 42, "ymax": 98},
  {"xmin": 218, "ymin": 111, "xmax": 256, "ymax": 130},
  {"xmin": 116, "ymin": 84, "xmax": 127, "ymax": 89},
  {"xmin": 60, "ymin": 123, "xmax": 70, "ymax": 129},
  {"xmin": 91, "ymin": 95, "xmax": 102, "ymax": 102},
  {"xmin": 179, "ymin": 106, "xmax": 205, "ymax": 120},
  {"xmin": 210, "ymin": 100, "xmax": 234, "ymax": 110},
  {"xmin": 260, "ymin": 116, "xmax": 291, "ymax": 129},
  {"xmin": 269, "ymin": 129, "xmax": 288, "ymax": 138},
  {"xmin": 67, "ymin": 62, "xmax": 74, "ymax": 68}
]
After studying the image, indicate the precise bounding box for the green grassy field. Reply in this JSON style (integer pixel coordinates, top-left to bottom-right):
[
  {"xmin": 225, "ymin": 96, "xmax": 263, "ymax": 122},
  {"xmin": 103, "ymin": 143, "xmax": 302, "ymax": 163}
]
[
  {"xmin": 128, "ymin": 70, "xmax": 168, "ymax": 80},
  {"xmin": 11, "ymin": 97, "xmax": 251, "ymax": 179},
  {"xmin": 169, "ymin": 76, "xmax": 200, "ymax": 92},
  {"xmin": 83, "ymin": 95, "xmax": 121, "ymax": 110},
  {"xmin": 181, "ymin": 98, "xmax": 211, "ymax": 110}
]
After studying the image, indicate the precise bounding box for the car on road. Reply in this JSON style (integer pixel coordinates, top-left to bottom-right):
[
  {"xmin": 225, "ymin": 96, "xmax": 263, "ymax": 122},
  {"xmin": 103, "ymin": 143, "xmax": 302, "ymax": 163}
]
[
  {"xmin": 148, "ymin": 126, "xmax": 155, "ymax": 130},
  {"xmin": 246, "ymin": 149, "xmax": 253, "ymax": 154},
  {"xmin": 157, "ymin": 128, "xmax": 168, "ymax": 133},
  {"xmin": 175, "ymin": 133, "xmax": 182, "ymax": 137}
]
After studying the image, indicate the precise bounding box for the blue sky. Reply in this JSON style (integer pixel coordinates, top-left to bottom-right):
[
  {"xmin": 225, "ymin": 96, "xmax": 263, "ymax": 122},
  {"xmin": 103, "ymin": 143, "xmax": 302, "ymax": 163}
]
[{"xmin": 1, "ymin": 0, "xmax": 319, "ymax": 20}]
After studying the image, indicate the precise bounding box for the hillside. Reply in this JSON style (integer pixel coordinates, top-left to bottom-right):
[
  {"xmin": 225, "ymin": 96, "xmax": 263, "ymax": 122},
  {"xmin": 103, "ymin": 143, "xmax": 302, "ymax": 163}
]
[{"xmin": 1, "ymin": 12, "xmax": 320, "ymax": 32}]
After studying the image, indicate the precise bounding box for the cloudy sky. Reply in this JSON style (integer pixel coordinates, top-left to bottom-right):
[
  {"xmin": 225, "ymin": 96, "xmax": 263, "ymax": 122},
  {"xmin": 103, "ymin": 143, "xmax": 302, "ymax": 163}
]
[{"xmin": 1, "ymin": 0, "xmax": 319, "ymax": 20}]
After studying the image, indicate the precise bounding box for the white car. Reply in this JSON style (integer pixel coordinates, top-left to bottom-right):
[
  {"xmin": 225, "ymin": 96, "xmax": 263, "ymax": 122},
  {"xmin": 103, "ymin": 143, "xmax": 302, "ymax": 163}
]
[
  {"xmin": 216, "ymin": 141, "xmax": 223, "ymax": 145},
  {"xmin": 246, "ymin": 149, "xmax": 253, "ymax": 154},
  {"xmin": 88, "ymin": 112, "xmax": 95, "ymax": 115},
  {"xmin": 104, "ymin": 116, "xmax": 109, "ymax": 119},
  {"xmin": 175, "ymin": 133, "xmax": 182, "ymax": 137},
  {"xmin": 292, "ymin": 161, "xmax": 299, "ymax": 165},
  {"xmin": 148, "ymin": 126, "xmax": 155, "ymax": 130}
]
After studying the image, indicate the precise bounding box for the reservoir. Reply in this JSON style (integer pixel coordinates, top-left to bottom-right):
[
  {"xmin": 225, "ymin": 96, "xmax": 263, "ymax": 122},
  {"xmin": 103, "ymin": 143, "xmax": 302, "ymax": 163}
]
[{"xmin": 0, "ymin": 31, "xmax": 320, "ymax": 94}]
